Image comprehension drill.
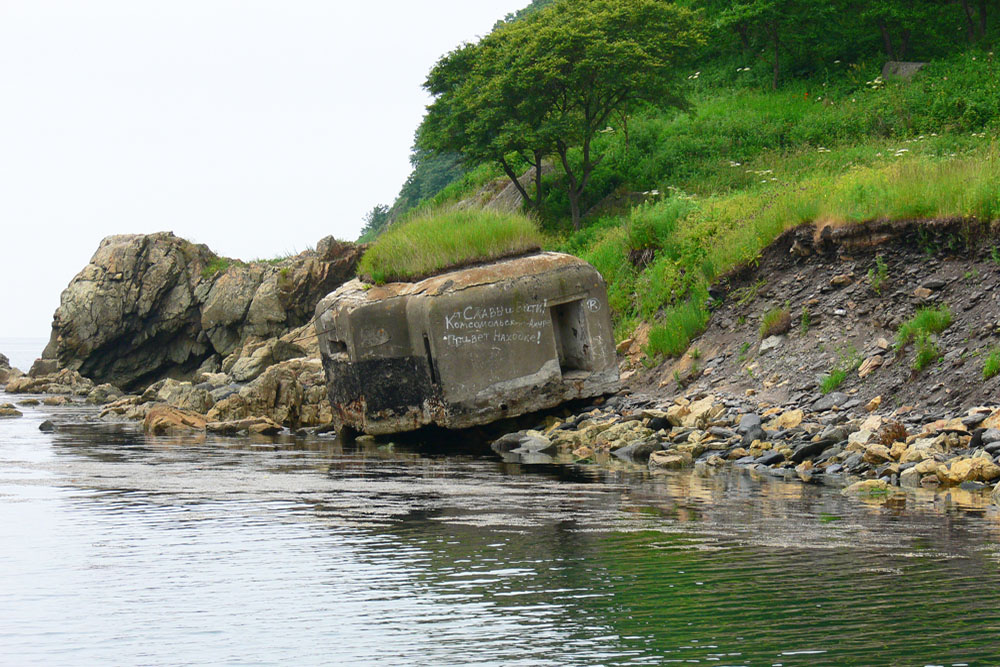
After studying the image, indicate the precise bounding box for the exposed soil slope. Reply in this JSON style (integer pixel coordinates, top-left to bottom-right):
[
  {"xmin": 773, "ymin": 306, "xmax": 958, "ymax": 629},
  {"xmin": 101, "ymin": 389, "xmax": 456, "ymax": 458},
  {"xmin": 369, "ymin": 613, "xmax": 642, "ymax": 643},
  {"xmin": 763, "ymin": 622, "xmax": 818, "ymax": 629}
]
[{"xmin": 625, "ymin": 219, "xmax": 1000, "ymax": 414}]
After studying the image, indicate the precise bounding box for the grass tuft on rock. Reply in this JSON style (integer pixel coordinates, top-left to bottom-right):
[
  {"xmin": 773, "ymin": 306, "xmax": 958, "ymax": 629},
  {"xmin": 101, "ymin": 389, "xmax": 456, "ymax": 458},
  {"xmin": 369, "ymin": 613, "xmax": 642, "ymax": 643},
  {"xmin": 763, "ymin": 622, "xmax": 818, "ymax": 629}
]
[
  {"xmin": 358, "ymin": 209, "xmax": 543, "ymax": 284},
  {"xmin": 760, "ymin": 307, "xmax": 791, "ymax": 339}
]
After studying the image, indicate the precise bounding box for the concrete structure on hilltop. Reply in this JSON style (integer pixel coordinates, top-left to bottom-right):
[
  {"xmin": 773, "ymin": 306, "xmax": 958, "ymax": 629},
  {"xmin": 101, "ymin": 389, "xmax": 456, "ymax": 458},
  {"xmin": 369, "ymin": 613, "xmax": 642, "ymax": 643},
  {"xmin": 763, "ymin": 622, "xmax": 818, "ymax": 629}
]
[{"xmin": 315, "ymin": 252, "xmax": 619, "ymax": 435}]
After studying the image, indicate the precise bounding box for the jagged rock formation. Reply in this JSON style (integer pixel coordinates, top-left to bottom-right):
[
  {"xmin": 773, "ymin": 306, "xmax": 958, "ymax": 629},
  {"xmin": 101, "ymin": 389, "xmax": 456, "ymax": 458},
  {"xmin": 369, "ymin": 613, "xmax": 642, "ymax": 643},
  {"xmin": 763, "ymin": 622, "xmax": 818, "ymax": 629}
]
[
  {"xmin": 0, "ymin": 354, "xmax": 11, "ymax": 385},
  {"xmin": 40, "ymin": 232, "xmax": 363, "ymax": 391}
]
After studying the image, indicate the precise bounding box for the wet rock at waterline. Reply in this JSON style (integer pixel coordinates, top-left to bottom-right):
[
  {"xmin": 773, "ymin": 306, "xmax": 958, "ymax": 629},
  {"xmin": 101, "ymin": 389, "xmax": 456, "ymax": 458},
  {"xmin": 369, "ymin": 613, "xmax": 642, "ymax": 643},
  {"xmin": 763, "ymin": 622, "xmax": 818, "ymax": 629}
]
[{"xmin": 0, "ymin": 403, "xmax": 23, "ymax": 418}]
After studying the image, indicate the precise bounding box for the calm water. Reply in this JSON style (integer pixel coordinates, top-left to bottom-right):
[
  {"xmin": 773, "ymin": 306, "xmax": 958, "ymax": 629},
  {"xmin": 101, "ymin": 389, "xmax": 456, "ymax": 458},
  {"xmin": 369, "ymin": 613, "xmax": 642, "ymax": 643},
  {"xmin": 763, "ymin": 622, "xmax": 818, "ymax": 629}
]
[{"xmin": 2, "ymin": 394, "xmax": 1000, "ymax": 665}]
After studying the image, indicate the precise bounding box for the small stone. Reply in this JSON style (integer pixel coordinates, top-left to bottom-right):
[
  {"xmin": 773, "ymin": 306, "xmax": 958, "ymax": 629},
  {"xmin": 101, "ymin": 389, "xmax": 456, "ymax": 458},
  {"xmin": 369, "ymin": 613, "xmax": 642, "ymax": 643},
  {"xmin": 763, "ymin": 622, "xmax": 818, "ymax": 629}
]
[
  {"xmin": 849, "ymin": 429, "xmax": 875, "ymax": 447},
  {"xmin": 756, "ymin": 451, "xmax": 785, "ymax": 466},
  {"xmin": 772, "ymin": 409, "xmax": 803, "ymax": 429},
  {"xmin": 913, "ymin": 286, "xmax": 933, "ymax": 299},
  {"xmin": 861, "ymin": 415, "xmax": 883, "ymax": 432},
  {"xmin": 143, "ymin": 404, "xmax": 208, "ymax": 435},
  {"xmin": 858, "ymin": 355, "xmax": 883, "ymax": 379},
  {"xmin": 830, "ymin": 274, "xmax": 853, "ymax": 287},
  {"xmin": 863, "ymin": 444, "xmax": 892, "ymax": 465},
  {"xmin": 899, "ymin": 466, "xmax": 922, "ymax": 488},
  {"xmin": 759, "ymin": 336, "xmax": 784, "ymax": 355},
  {"xmin": 737, "ymin": 413, "xmax": 762, "ymax": 434},
  {"xmin": 865, "ymin": 396, "xmax": 882, "ymax": 413},
  {"xmin": 572, "ymin": 445, "xmax": 595, "ymax": 459},
  {"xmin": 648, "ymin": 450, "xmax": 692, "ymax": 470},
  {"xmin": 982, "ymin": 429, "xmax": 1000, "ymax": 445},
  {"xmin": 813, "ymin": 392, "xmax": 848, "ymax": 411},
  {"xmin": 615, "ymin": 338, "xmax": 634, "ymax": 355},
  {"xmin": 38, "ymin": 420, "xmax": 56, "ymax": 432}
]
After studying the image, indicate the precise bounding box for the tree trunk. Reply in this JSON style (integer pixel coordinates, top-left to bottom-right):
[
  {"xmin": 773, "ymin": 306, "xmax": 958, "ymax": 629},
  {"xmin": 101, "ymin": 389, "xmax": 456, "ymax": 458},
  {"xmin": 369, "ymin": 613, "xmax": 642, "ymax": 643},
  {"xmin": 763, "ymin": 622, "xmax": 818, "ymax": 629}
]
[
  {"xmin": 771, "ymin": 26, "xmax": 781, "ymax": 91},
  {"xmin": 900, "ymin": 29, "xmax": 911, "ymax": 60},
  {"xmin": 498, "ymin": 158, "xmax": 537, "ymax": 210},
  {"xmin": 736, "ymin": 23, "xmax": 751, "ymax": 58},
  {"xmin": 978, "ymin": 0, "xmax": 988, "ymax": 38},
  {"xmin": 877, "ymin": 19, "xmax": 896, "ymax": 59},
  {"xmin": 556, "ymin": 144, "xmax": 584, "ymax": 230},
  {"xmin": 532, "ymin": 149, "xmax": 544, "ymax": 208},
  {"xmin": 961, "ymin": 0, "xmax": 978, "ymax": 41},
  {"xmin": 568, "ymin": 191, "xmax": 582, "ymax": 230}
]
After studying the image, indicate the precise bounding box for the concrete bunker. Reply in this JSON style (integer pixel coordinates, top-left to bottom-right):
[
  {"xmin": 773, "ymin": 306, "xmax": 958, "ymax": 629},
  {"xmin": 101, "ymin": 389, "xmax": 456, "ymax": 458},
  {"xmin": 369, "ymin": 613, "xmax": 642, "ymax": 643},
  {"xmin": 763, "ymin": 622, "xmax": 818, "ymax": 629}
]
[{"xmin": 315, "ymin": 252, "xmax": 619, "ymax": 435}]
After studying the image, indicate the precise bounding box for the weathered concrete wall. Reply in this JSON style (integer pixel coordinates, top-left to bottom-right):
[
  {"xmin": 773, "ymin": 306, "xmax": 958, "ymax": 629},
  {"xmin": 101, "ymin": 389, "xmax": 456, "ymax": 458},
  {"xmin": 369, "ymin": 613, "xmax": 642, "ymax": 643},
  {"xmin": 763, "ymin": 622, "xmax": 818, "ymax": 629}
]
[{"xmin": 316, "ymin": 252, "xmax": 619, "ymax": 434}]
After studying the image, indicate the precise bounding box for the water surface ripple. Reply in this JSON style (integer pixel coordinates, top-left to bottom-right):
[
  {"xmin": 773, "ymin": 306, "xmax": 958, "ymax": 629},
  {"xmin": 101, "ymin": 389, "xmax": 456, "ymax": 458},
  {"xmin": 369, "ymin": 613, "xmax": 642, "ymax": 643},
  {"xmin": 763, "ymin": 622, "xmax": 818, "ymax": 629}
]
[{"xmin": 2, "ymin": 394, "xmax": 1000, "ymax": 665}]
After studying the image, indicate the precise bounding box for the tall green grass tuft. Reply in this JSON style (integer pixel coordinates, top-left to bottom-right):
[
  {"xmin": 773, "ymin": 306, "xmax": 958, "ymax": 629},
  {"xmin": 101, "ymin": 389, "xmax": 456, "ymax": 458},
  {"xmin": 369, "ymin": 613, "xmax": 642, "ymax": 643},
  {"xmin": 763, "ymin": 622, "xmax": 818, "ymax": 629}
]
[
  {"xmin": 896, "ymin": 306, "xmax": 953, "ymax": 348},
  {"xmin": 358, "ymin": 209, "xmax": 543, "ymax": 284},
  {"xmin": 644, "ymin": 295, "xmax": 710, "ymax": 359},
  {"xmin": 983, "ymin": 347, "xmax": 1000, "ymax": 380}
]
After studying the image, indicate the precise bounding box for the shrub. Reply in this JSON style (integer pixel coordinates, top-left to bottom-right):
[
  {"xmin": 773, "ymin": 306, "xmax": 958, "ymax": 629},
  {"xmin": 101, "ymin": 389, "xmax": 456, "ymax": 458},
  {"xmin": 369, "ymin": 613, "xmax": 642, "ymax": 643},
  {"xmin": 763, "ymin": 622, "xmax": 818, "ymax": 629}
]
[
  {"xmin": 867, "ymin": 255, "xmax": 888, "ymax": 295},
  {"xmin": 358, "ymin": 209, "xmax": 542, "ymax": 284},
  {"xmin": 983, "ymin": 347, "xmax": 1000, "ymax": 380},
  {"xmin": 760, "ymin": 307, "xmax": 791, "ymax": 338}
]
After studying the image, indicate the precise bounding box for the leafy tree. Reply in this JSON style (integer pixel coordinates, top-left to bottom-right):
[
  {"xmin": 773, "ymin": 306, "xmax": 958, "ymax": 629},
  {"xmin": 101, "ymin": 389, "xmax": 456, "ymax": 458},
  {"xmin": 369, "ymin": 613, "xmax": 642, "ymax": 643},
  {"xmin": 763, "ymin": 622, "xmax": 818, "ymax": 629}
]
[
  {"xmin": 420, "ymin": 0, "xmax": 704, "ymax": 230},
  {"xmin": 357, "ymin": 204, "xmax": 391, "ymax": 243}
]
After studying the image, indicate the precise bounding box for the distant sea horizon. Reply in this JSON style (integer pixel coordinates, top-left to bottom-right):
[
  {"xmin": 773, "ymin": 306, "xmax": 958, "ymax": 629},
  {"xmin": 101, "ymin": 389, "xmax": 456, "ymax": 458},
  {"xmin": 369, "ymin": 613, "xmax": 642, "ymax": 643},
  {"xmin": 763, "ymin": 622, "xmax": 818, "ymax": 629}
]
[{"xmin": 0, "ymin": 336, "xmax": 48, "ymax": 373}]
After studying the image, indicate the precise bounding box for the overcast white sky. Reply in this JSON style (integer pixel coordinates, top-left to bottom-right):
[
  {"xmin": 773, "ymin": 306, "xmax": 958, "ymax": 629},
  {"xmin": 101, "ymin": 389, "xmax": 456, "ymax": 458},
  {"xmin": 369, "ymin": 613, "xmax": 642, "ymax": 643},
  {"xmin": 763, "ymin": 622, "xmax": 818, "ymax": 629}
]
[{"xmin": 0, "ymin": 0, "xmax": 527, "ymax": 340}]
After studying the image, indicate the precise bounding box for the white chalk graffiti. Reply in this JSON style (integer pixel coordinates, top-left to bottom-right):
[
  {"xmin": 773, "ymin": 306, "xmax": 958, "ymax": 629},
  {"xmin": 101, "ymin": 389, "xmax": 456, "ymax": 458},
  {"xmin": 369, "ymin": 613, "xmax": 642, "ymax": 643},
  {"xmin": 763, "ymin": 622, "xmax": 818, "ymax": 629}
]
[{"xmin": 441, "ymin": 300, "xmax": 550, "ymax": 348}]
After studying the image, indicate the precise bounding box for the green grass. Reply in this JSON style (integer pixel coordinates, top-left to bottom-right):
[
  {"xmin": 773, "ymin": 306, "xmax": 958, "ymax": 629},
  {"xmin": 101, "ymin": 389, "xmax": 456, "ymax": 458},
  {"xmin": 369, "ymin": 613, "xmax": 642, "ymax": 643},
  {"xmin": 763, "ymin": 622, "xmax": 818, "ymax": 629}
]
[
  {"xmin": 201, "ymin": 257, "xmax": 237, "ymax": 279},
  {"xmin": 391, "ymin": 50, "xmax": 1000, "ymax": 353},
  {"xmin": 760, "ymin": 307, "xmax": 791, "ymax": 339},
  {"xmin": 358, "ymin": 209, "xmax": 543, "ymax": 284},
  {"xmin": 896, "ymin": 306, "xmax": 953, "ymax": 348},
  {"xmin": 820, "ymin": 369, "xmax": 847, "ymax": 394},
  {"xmin": 912, "ymin": 331, "xmax": 941, "ymax": 372},
  {"xmin": 983, "ymin": 347, "xmax": 1000, "ymax": 380},
  {"xmin": 819, "ymin": 344, "xmax": 862, "ymax": 393},
  {"xmin": 800, "ymin": 306, "xmax": 811, "ymax": 334},
  {"xmin": 644, "ymin": 297, "xmax": 710, "ymax": 359}
]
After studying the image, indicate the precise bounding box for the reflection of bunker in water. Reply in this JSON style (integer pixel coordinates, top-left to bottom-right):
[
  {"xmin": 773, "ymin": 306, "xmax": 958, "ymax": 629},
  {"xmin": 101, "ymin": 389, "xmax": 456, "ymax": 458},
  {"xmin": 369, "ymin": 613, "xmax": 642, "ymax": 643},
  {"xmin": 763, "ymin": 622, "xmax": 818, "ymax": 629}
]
[{"xmin": 315, "ymin": 252, "xmax": 619, "ymax": 435}]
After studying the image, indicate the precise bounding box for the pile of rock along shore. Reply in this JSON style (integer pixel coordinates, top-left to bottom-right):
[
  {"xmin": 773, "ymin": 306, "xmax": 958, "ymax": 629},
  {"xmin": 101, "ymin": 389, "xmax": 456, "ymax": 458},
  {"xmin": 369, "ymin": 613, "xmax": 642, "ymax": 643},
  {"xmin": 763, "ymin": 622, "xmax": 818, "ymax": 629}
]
[{"xmin": 493, "ymin": 389, "xmax": 1000, "ymax": 503}]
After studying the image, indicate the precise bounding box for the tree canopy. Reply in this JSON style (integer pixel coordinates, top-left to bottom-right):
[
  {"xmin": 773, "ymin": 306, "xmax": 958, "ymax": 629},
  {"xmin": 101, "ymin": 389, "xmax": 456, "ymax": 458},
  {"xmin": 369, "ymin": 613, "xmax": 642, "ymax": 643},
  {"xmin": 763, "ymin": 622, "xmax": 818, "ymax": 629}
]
[{"xmin": 419, "ymin": 0, "xmax": 704, "ymax": 229}]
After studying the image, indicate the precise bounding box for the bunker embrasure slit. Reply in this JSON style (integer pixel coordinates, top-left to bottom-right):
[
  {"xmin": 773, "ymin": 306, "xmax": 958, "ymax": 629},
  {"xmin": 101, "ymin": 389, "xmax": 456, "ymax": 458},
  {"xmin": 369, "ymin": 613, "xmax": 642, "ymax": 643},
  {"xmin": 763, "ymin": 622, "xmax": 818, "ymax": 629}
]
[{"xmin": 422, "ymin": 334, "xmax": 440, "ymax": 386}]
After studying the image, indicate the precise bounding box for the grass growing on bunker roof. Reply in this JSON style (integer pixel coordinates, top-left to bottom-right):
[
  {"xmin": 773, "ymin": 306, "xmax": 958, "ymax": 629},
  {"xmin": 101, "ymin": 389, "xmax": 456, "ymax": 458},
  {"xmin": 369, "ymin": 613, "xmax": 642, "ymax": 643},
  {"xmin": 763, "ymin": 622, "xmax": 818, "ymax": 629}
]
[{"xmin": 358, "ymin": 209, "xmax": 543, "ymax": 284}]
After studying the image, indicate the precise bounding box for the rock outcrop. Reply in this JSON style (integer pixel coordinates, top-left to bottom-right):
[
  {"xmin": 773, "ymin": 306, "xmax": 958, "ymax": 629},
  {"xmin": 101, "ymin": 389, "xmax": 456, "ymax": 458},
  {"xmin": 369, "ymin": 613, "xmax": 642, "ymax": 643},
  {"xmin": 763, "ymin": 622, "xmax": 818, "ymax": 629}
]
[
  {"xmin": 0, "ymin": 354, "xmax": 11, "ymax": 385},
  {"xmin": 39, "ymin": 232, "xmax": 363, "ymax": 391}
]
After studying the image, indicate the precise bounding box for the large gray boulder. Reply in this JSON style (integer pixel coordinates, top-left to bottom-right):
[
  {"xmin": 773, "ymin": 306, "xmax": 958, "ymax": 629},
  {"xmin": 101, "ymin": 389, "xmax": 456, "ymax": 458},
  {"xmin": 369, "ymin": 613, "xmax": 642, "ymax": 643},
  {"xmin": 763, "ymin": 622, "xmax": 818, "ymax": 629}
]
[{"xmin": 39, "ymin": 233, "xmax": 363, "ymax": 391}]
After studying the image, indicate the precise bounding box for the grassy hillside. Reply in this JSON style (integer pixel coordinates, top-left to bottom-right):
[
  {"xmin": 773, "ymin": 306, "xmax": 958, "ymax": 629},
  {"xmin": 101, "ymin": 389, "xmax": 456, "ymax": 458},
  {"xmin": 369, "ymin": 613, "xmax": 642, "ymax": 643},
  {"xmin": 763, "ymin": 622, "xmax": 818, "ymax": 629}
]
[{"xmin": 366, "ymin": 5, "xmax": 1000, "ymax": 361}]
